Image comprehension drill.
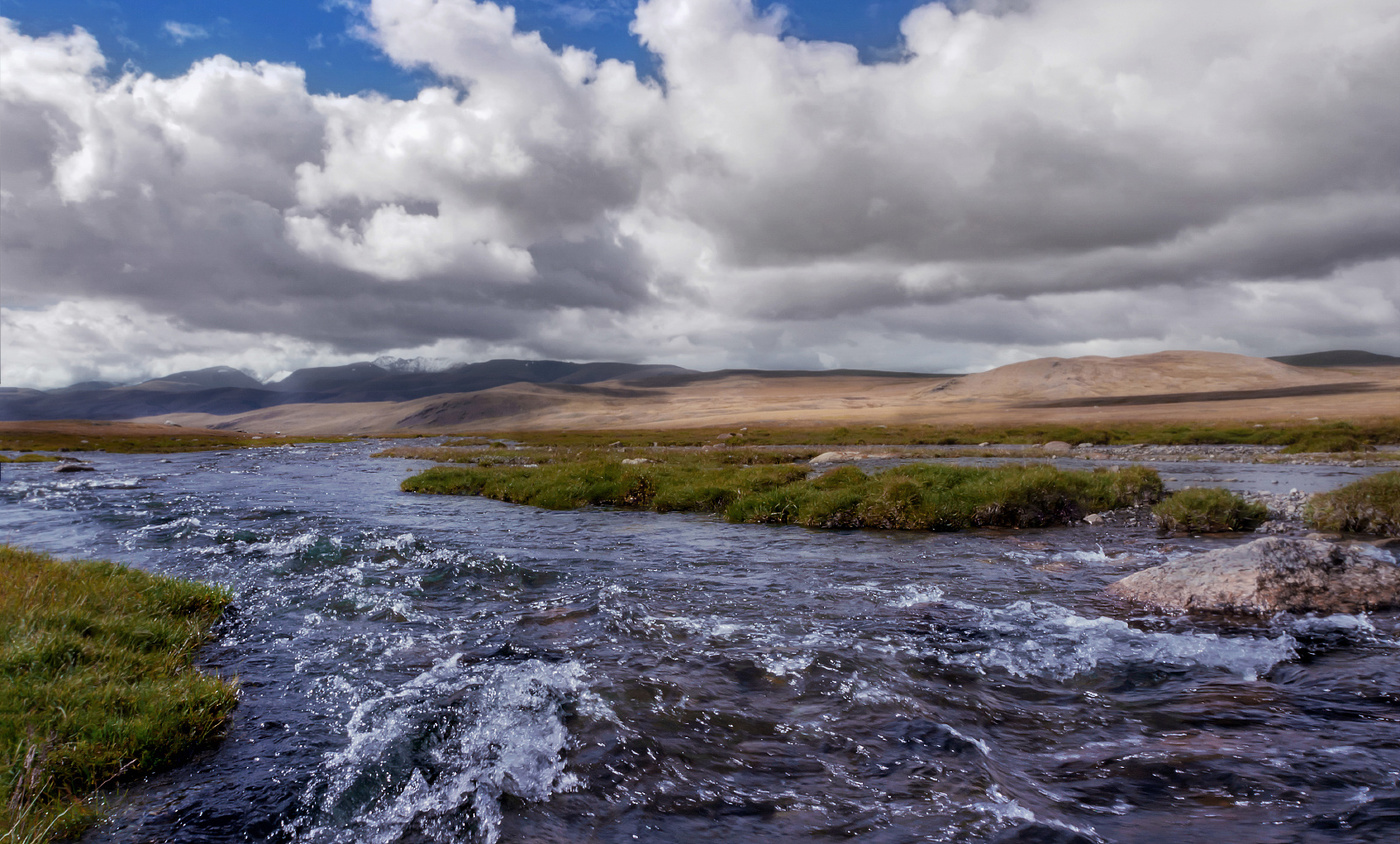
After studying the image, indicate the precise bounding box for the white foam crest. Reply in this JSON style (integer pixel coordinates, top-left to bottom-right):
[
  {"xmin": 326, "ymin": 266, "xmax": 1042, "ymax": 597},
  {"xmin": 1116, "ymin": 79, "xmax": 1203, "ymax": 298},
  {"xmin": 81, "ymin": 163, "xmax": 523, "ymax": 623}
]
[
  {"xmin": 1286, "ymin": 612, "xmax": 1394, "ymax": 646},
  {"xmin": 888, "ymin": 583, "xmax": 945, "ymax": 608},
  {"xmin": 293, "ymin": 656, "xmax": 593, "ymax": 844},
  {"xmin": 1055, "ymin": 545, "xmax": 1112, "ymax": 564},
  {"xmin": 372, "ymin": 532, "xmax": 419, "ymax": 553},
  {"xmin": 136, "ymin": 515, "xmax": 202, "ymax": 538},
  {"xmin": 762, "ymin": 653, "xmax": 816, "ymax": 677},
  {"xmin": 53, "ymin": 476, "xmax": 144, "ymax": 491},
  {"xmin": 836, "ymin": 672, "xmax": 909, "ymax": 705},
  {"xmin": 246, "ymin": 531, "xmax": 337, "ymax": 557},
  {"xmin": 940, "ymin": 600, "xmax": 1297, "ymax": 681},
  {"xmin": 973, "ymin": 784, "xmax": 1037, "ymax": 825}
]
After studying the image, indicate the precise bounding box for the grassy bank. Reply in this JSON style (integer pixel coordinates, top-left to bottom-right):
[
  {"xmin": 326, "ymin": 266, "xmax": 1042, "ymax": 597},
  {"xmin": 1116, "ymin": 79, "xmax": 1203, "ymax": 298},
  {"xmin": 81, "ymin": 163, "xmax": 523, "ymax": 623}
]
[
  {"xmin": 1306, "ymin": 471, "xmax": 1400, "ymax": 536},
  {"xmin": 0, "ymin": 421, "xmax": 353, "ymax": 455},
  {"xmin": 441, "ymin": 419, "xmax": 1400, "ymax": 452},
  {"xmin": 0, "ymin": 547, "xmax": 238, "ymax": 842},
  {"xmin": 402, "ymin": 450, "xmax": 1164, "ymax": 530}
]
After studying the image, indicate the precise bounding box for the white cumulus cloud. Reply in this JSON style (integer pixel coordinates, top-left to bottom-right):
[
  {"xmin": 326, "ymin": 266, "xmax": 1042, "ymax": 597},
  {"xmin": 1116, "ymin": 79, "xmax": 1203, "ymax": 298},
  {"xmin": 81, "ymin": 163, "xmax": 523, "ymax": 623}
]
[{"xmin": 2, "ymin": 0, "xmax": 1399, "ymax": 389}]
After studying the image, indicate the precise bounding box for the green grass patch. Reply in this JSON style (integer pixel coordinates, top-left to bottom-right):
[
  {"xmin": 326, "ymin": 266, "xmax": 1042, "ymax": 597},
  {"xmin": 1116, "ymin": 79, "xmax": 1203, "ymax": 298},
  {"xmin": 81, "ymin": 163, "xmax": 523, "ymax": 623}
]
[
  {"xmin": 1305, "ymin": 471, "xmax": 1400, "ymax": 536},
  {"xmin": 0, "ymin": 546, "xmax": 238, "ymax": 842},
  {"xmin": 449, "ymin": 419, "xmax": 1400, "ymax": 450},
  {"xmin": 1152, "ymin": 488, "xmax": 1269, "ymax": 533},
  {"xmin": 1278, "ymin": 430, "xmax": 1370, "ymax": 454},
  {"xmin": 0, "ymin": 422, "xmax": 354, "ymax": 455},
  {"xmin": 402, "ymin": 451, "xmax": 1164, "ymax": 531}
]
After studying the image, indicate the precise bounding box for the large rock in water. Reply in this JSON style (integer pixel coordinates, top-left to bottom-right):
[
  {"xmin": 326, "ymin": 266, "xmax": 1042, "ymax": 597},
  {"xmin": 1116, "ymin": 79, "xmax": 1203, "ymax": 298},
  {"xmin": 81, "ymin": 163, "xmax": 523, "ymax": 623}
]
[{"xmin": 1108, "ymin": 537, "xmax": 1400, "ymax": 614}]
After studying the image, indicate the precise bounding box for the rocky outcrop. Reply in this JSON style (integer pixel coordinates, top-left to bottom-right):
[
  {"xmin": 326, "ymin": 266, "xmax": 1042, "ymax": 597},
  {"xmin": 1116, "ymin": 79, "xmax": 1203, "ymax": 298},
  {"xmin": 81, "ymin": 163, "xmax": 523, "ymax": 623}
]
[{"xmin": 1108, "ymin": 537, "xmax": 1400, "ymax": 614}]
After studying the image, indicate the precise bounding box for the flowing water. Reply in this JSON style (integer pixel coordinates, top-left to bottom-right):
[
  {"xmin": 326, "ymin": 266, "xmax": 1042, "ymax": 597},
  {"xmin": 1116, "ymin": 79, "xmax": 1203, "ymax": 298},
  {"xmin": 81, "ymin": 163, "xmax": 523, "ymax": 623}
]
[{"xmin": 3, "ymin": 443, "xmax": 1399, "ymax": 843}]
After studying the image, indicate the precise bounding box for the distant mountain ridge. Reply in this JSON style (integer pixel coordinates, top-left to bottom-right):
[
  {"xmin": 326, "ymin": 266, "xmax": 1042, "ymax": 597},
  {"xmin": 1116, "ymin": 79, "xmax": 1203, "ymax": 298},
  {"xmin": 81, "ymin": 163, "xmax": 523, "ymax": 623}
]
[
  {"xmin": 1268, "ymin": 350, "xmax": 1400, "ymax": 367},
  {"xmin": 0, "ymin": 359, "xmax": 697, "ymax": 422},
  {"xmin": 4, "ymin": 350, "xmax": 1394, "ymax": 424}
]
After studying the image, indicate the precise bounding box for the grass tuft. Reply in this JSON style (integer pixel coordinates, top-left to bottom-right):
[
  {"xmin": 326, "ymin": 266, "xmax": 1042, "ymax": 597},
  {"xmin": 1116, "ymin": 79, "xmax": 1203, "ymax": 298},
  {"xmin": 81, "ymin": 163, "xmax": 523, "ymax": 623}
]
[
  {"xmin": 1152, "ymin": 488, "xmax": 1269, "ymax": 533},
  {"xmin": 1278, "ymin": 431, "xmax": 1369, "ymax": 454},
  {"xmin": 0, "ymin": 546, "xmax": 238, "ymax": 842},
  {"xmin": 1305, "ymin": 471, "xmax": 1400, "ymax": 536}
]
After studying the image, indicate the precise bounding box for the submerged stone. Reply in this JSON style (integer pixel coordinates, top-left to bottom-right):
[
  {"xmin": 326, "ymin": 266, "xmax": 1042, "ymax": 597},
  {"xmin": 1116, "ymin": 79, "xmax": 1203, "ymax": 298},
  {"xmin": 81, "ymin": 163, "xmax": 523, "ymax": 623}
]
[
  {"xmin": 1108, "ymin": 536, "xmax": 1400, "ymax": 614},
  {"xmin": 53, "ymin": 462, "xmax": 96, "ymax": 473}
]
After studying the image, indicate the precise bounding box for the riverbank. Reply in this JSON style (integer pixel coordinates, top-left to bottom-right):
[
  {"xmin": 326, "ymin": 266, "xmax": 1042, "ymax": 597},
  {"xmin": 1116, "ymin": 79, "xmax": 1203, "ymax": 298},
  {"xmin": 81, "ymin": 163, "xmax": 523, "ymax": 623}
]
[
  {"xmin": 0, "ymin": 547, "xmax": 238, "ymax": 842},
  {"xmin": 0, "ymin": 420, "xmax": 355, "ymax": 455}
]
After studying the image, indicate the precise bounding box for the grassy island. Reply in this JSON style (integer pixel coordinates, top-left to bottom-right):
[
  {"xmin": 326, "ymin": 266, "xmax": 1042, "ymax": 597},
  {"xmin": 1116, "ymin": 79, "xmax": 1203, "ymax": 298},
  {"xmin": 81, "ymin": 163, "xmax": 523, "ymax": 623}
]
[
  {"xmin": 401, "ymin": 449, "xmax": 1165, "ymax": 530},
  {"xmin": 1306, "ymin": 471, "xmax": 1400, "ymax": 536},
  {"xmin": 1152, "ymin": 488, "xmax": 1269, "ymax": 533},
  {"xmin": 0, "ymin": 546, "xmax": 238, "ymax": 842}
]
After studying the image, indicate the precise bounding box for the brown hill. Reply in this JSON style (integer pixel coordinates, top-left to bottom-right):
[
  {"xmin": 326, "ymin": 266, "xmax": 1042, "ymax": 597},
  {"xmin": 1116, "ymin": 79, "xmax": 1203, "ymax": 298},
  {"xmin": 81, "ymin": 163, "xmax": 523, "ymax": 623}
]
[
  {"xmin": 927, "ymin": 351, "xmax": 1354, "ymax": 403},
  {"xmin": 133, "ymin": 352, "xmax": 1399, "ymax": 435}
]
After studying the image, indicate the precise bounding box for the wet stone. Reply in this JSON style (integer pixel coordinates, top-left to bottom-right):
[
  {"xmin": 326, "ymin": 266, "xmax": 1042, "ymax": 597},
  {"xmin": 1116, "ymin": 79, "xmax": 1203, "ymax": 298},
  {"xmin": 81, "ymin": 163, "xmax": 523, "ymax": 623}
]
[{"xmin": 1109, "ymin": 537, "xmax": 1400, "ymax": 614}]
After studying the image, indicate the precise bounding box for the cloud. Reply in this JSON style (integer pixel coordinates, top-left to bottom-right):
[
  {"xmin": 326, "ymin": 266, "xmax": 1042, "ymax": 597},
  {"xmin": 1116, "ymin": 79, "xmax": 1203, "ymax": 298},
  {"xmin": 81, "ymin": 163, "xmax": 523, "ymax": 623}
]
[
  {"xmin": 3, "ymin": 0, "xmax": 1400, "ymax": 388},
  {"xmin": 543, "ymin": 2, "xmax": 633, "ymax": 28},
  {"xmin": 162, "ymin": 21, "xmax": 210, "ymax": 45}
]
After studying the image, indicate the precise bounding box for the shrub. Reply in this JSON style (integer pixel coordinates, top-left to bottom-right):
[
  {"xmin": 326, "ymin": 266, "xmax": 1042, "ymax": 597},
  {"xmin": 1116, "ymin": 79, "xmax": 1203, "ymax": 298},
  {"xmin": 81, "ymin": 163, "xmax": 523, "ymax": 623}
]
[
  {"xmin": 1152, "ymin": 488, "xmax": 1268, "ymax": 533},
  {"xmin": 1305, "ymin": 471, "xmax": 1400, "ymax": 536}
]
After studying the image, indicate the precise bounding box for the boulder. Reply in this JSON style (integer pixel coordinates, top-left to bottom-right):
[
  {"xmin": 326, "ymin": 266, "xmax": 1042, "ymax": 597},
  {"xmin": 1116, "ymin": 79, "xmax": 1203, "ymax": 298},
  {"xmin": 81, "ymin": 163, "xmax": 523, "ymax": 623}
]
[
  {"xmin": 1108, "ymin": 537, "xmax": 1400, "ymax": 614},
  {"xmin": 53, "ymin": 463, "xmax": 96, "ymax": 473},
  {"xmin": 1042, "ymin": 441, "xmax": 1072, "ymax": 454}
]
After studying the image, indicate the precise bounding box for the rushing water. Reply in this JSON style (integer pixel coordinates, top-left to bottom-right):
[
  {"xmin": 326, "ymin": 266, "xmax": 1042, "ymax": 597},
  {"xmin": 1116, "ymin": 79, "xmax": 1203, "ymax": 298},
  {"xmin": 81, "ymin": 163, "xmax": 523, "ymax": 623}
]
[{"xmin": 3, "ymin": 443, "xmax": 1399, "ymax": 844}]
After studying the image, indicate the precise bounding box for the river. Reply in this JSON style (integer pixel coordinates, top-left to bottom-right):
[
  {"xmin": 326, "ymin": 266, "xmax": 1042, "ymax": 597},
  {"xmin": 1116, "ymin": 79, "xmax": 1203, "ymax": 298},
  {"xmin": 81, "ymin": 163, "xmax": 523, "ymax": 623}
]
[{"xmin": 3, "ymin": 442, "xmax": 1398, "ymax": 843}]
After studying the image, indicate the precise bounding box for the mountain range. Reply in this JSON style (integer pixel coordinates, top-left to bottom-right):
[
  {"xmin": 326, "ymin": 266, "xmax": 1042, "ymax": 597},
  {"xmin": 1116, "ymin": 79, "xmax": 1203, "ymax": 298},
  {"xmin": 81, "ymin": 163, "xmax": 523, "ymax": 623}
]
[
  {"xmin": 1, "ymin": 350, "xmax": 1395, "ymax": 425},
  {"xmin": 0, "ymin": 360, "xmax": 703, "ymax": 421}
]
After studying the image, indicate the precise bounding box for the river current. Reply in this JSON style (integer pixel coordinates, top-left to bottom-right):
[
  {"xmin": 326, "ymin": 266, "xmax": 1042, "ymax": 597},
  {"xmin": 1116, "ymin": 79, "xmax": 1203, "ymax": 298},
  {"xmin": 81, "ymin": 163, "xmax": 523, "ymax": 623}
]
[{"xmin": 3, "ymin": 442, "xmax": 1398, "ymax": 843}]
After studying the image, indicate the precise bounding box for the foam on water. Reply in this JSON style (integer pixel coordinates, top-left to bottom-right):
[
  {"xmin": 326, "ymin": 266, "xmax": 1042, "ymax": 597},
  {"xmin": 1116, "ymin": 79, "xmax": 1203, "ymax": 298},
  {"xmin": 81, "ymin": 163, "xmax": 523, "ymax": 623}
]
[
  {"xmin": 936, "ymin": 600, "xmax": 1298, "ymax": 681},
  {"xmin": 136, "ymin": 515, "xmax": 202, "ymax": 539},
  {"xmin": 290, "ymin": 656, "xmax": 596, "ymax": 844},
  {"xmin": 889, "ymin": 583, "xmax": 946, "ymax": 607}
]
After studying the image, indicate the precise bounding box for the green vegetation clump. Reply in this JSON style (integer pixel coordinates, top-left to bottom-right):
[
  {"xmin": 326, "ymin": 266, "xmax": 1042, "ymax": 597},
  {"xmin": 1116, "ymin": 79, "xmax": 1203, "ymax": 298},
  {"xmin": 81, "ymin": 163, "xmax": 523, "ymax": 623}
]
[
  {"xmin": 0, "ymin": 546, "xmax": 238, "ymax": 842},
  {"xmin": 1278, "ymin": 431, "xmax": 1368, "ymax": 454},
  {"xmin": 402, "ymin": 452, "xmax": 1164, "ymax": 531},
  {"xmin": 446, "ymin": 419, "xmax": 1400, "ymax": 451},
  {"xmin": 1305, "ymin": 471, "xmax": 1400, "ymax": 536},
  {"xmin": 1152, "ymin": 488, "xmax": 1269, "ymax": 533}
]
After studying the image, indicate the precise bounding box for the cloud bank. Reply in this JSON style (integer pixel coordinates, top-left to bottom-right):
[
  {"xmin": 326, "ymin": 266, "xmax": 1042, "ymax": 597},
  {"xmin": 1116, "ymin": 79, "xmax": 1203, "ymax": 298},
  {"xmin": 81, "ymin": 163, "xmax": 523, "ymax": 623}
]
[{"xmin": 3, "ymin": 0, "xmax": 1398, "ymax": 388}]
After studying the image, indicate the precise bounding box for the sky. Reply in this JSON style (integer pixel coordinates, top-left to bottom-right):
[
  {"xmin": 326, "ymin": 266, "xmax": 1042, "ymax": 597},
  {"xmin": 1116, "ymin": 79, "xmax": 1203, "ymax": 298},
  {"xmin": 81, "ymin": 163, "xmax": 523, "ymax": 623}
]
[{"xmin": 2, "ymin": 0, "xmax": 1398, "ymax": 389}]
